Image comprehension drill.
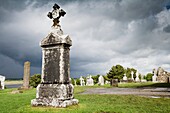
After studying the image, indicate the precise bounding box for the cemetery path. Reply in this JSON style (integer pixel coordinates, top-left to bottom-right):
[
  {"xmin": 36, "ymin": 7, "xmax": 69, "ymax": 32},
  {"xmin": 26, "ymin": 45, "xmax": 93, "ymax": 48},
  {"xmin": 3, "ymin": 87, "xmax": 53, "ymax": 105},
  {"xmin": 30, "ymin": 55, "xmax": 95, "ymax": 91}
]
[{"xmin": 80, "ymin": 87, "xmax": 170, "ymax": 98}]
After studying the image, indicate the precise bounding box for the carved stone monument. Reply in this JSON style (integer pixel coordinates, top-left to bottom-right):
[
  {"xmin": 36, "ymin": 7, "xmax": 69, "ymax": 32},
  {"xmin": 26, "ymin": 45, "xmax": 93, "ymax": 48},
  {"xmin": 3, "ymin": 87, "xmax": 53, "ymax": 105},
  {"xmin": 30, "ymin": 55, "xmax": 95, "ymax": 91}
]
[
  {"xmin": 31, "ymin": 4, "xmax": 78, "ymax": 107},
  {"xmin": 86, "ymin": 75, "xmax": 94, "ymax": 86},
  {"xmin": 22, "ymin": 61, "xmax": 30, "ymax": 89}
]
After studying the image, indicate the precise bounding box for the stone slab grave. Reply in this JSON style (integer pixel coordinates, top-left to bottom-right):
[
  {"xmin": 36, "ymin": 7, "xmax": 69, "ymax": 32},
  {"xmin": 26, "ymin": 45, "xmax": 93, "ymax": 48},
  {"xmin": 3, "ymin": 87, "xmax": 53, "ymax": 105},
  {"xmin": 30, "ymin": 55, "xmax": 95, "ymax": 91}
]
[
  {"xmin": 31, "ymin": 3, "xmax": 78, "ymax": 107},
  {"xmin": 0, "ymin": 75, "xmax": 5, "ymax": 89}
]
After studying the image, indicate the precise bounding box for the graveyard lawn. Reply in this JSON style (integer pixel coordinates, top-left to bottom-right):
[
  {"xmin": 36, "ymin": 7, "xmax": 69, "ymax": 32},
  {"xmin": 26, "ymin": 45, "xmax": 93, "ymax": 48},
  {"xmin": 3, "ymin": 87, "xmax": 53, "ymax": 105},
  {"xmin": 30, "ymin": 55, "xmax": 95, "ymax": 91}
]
[
  {"xmin": 118, "ymin": 82, "xmax": 170, "ymax": 88},
  {"xmin": 0, "ymin": 86, "xmax": 170, "ymax": 113}
]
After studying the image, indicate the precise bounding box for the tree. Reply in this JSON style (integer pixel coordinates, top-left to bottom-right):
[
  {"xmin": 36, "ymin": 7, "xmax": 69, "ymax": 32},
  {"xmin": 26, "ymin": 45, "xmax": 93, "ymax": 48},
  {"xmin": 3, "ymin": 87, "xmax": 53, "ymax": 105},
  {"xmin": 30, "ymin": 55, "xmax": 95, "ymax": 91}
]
[
  {"xmin": 145, "ymin": 73, "xmax": 153, "ymax": 81},
  {"xmin": 107, "ymin": 64, "xmax": 125, "ymax": 81},
  {"xmin": 92, "ymin": 75, "xmax": 100, "ymax": 84},
  {"xmin": 71, "ymin": 78, "xmax": 75, "ymax": 85},
  {"xmin": 76, "ymin": 78, "xmax": 80, "ymax": 85},
  {"xmin": 29, "ymin": 74, "xmax": 41, "ymax": 88},
  {"xmin": 125, "ymin": 68, "xmax": 137, "ymax": 78}
]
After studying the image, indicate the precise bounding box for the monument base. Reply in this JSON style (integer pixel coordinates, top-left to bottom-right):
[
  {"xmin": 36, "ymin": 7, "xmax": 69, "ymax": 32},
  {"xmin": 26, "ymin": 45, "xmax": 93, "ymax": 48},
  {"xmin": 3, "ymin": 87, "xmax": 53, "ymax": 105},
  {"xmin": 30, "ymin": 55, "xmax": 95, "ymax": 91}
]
[{"xmin": 31, "ymin": 83, "xmax": 79, "ymax": 107}]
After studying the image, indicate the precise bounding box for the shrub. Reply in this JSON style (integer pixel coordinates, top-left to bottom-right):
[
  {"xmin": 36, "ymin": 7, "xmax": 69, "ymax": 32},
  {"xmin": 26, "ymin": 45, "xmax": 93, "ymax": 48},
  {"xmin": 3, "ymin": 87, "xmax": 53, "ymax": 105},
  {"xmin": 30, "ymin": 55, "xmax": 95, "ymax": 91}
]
[
  {"xmin": 29, "ymin": 74, "xmax": 41, "ymax": 88},
  {"xmin": 145, "ymin": 73, "xmax": 153, "ymax": 81},
  {"xmin": 76, "ymin": 79, "xmax": 80, "ymax": 85}
]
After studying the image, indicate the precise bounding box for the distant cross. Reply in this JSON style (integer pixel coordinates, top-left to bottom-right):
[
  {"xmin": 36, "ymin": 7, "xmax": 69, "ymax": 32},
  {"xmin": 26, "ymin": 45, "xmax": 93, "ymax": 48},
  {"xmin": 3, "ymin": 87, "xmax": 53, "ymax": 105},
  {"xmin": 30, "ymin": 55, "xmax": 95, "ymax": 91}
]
[{"xmin": 47, "ymin": 4, "xmax": 66, "ymax": 26}]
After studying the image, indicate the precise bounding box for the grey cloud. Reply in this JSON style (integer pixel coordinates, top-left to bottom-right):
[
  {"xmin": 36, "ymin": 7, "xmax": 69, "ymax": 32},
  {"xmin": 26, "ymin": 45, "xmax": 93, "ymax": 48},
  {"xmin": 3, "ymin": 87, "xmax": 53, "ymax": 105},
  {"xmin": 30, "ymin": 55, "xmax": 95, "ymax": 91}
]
[
  {"xmin": 163, "ymin": 25, "xmax": 170, "ymax": 33},
  {"xmin": 1, "ymin": 0, "xmax": 170, "ymax": 78}
]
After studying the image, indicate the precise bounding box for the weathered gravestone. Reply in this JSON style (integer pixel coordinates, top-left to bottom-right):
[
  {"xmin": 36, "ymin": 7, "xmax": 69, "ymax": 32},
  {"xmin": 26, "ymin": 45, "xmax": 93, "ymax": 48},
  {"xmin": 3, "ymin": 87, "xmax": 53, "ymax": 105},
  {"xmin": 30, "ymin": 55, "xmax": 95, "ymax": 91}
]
[
  {"xmin": 98, "ymin": 75, "xmax": 104, "ymax": 86},
  {"xmin": 86, "ymin": 75, "xmax": 94, "ymax": 86},
  {"xmin": 22, "ymin": 61, "xmax": 30, "ymax": 89},
  {"xmin": 31, "ymin": 4, "xmax": 78, "ymax": 107},
  {"xmin": 0, "ymin": 75, "xmax": 5, "ymax": 89},
  {"xmin": 123, "ymin": 74, "xmax": 127, "ymax": 81},
  {"xmin": 110, "ymin": 79, "xmax": 118, "ymax": 87}
]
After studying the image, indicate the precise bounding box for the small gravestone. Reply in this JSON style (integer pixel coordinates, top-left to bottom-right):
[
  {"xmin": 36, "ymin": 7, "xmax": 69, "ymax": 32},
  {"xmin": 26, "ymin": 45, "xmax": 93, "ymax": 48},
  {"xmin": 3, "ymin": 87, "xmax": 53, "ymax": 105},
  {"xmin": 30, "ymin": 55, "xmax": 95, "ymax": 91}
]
[
  {"xmin": 105, "ymin": 80, "xmax": 110, "ymax": 84},
  {"xmin": 135, "ymin": 71, "xmax": 140, "ymax": 82},
  {"xmin": 80, "ymin": 76, "xmax": 85, "ymax": 86},
  {"xmin": 98, "ymin": 75, "xmax": 104, "ymax": 86},
  {"xmin": 22, "ymin": 61, "xmax": 30, "ymax": 89},
  {"xmin": 110, "ymin": 79, "xmax": 118, "ymax": 87},
  {"xmin": 74, "ymin": 80, "xmax": 77, "ymax": 86},
  {"xmin": 0, "ymin": 75, "xmax": 5, "ymax": 89},
  {"xmin": 31, "ymin": 4, "xmax": 78, "ymax": 107},
  {"xmin": 123, "ymin": 74, "xmax": 127, "ymax": 81},
  {"xmin": 86, "ymin": 75, "xmax": 94, "ymax": 86}
]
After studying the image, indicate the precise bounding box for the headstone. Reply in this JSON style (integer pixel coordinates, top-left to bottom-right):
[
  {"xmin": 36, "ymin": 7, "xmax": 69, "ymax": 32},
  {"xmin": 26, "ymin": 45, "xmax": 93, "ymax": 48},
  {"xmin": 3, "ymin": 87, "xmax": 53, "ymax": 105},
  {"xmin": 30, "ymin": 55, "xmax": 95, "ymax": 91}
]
[
  {"xmin": 74, "ymin": 80, "xmax": 77, "ymax": 86},
  {"xmin": 31, "ymin": 4, "xmax": 78, "ymax": 107},
  {"xmin": 131, "ymin": 71, "xmax": 134, "ymax": 81},
  {"xmin": 86, "ymin": 75, "xmax": 94, "ymax": 86},
  {"xmin": 105, "ymin": 80, "xmax": 110, "ymax": 84},
  {"xmin": 0, "ymin": 75, "xmax": 5, "ymax": 89},
  {"xmin": 152, "ymin": 68, "xmax": 157, "ymax": 82},
  {"xmin": 123, "ymin": 74, "xmax": 127, "ymax": 81},
  {"xmin": 80, "ymin": 76, "xmax": 85, "ymax": 86},
  {"xmin": 110, "ymin": 79, "xmax": 118, "ymax": 87},
  {"xmin": 98, "ymin": 75, "xmax": 104, "ymax": 85},
  {"xmin": 23, "ymin": 61, "xmax": 30, "ymax": 89},
  {"xmin": 135, "ymin": 71, "xmax": 140, "ymax": 82}
]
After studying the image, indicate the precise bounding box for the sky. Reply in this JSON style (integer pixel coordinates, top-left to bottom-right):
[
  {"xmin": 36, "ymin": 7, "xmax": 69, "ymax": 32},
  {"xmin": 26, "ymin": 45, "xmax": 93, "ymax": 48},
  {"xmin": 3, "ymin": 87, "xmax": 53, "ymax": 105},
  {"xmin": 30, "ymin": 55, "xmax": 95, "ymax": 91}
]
[{"xmin": 0, "ymin": 0, "xmax": 170, "ymax": 78}]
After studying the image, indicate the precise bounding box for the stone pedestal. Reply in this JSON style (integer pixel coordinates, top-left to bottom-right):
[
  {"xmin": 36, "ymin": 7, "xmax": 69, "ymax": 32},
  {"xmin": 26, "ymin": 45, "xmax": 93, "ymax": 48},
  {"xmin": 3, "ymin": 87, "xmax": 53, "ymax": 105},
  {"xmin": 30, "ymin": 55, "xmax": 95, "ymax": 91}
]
[{"xmin": 31, "ymin": 24, "xmax": 78, "ymax": 107}]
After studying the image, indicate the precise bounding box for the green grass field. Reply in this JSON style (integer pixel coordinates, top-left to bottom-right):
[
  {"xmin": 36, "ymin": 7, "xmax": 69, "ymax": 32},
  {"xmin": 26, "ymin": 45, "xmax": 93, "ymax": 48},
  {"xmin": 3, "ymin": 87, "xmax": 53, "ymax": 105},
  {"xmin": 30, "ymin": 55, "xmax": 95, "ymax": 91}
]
[{"xmin": 0, "ymin": 85, "xmax": 170, "ymax": 113}]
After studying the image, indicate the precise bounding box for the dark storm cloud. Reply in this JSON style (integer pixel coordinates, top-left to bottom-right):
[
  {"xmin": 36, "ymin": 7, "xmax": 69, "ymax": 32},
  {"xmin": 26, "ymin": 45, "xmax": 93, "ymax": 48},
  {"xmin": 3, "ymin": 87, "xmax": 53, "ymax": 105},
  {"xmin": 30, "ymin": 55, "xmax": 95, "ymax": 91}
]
[
  {"xmin": 0, "ymin": 0, "xmax": 170, "ymax": 78},
  {"xmin": 163, "ymin": 25, "xmax": 170, "ymax": 33}
]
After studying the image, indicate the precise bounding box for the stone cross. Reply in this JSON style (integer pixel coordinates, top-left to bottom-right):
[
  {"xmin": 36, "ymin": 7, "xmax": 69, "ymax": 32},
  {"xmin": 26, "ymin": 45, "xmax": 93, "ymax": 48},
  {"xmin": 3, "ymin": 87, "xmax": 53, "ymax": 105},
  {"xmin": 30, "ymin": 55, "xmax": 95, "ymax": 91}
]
[
  {"xmin": 131, "ymin": 71, "xmax": 134, "ymax": 80},
  {"xmin": 31, "ymin": 3, "xmax": 78, "ymax": 107},
  {"xmin": 47, "ymin": 3, "xmax": 66, "ymax": 26},
  {"xmin": 23, "ymin": 61, "xmax": 30, "ymax": 89}
]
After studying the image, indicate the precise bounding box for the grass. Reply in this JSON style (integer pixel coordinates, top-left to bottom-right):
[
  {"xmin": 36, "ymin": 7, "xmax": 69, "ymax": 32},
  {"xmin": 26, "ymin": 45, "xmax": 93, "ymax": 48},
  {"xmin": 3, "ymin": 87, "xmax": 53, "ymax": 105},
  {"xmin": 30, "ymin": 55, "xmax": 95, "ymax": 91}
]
[
  {"xmin": 0, "ymin": 85, "xmax": 170, "ymax": 113},
  {"xmin": 118, "ymin": 82, "xmax": 170, "ymax": 88},
  {"xmin": 5, "ymin": 80, "xmax": 23, "ymax": 85}
]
